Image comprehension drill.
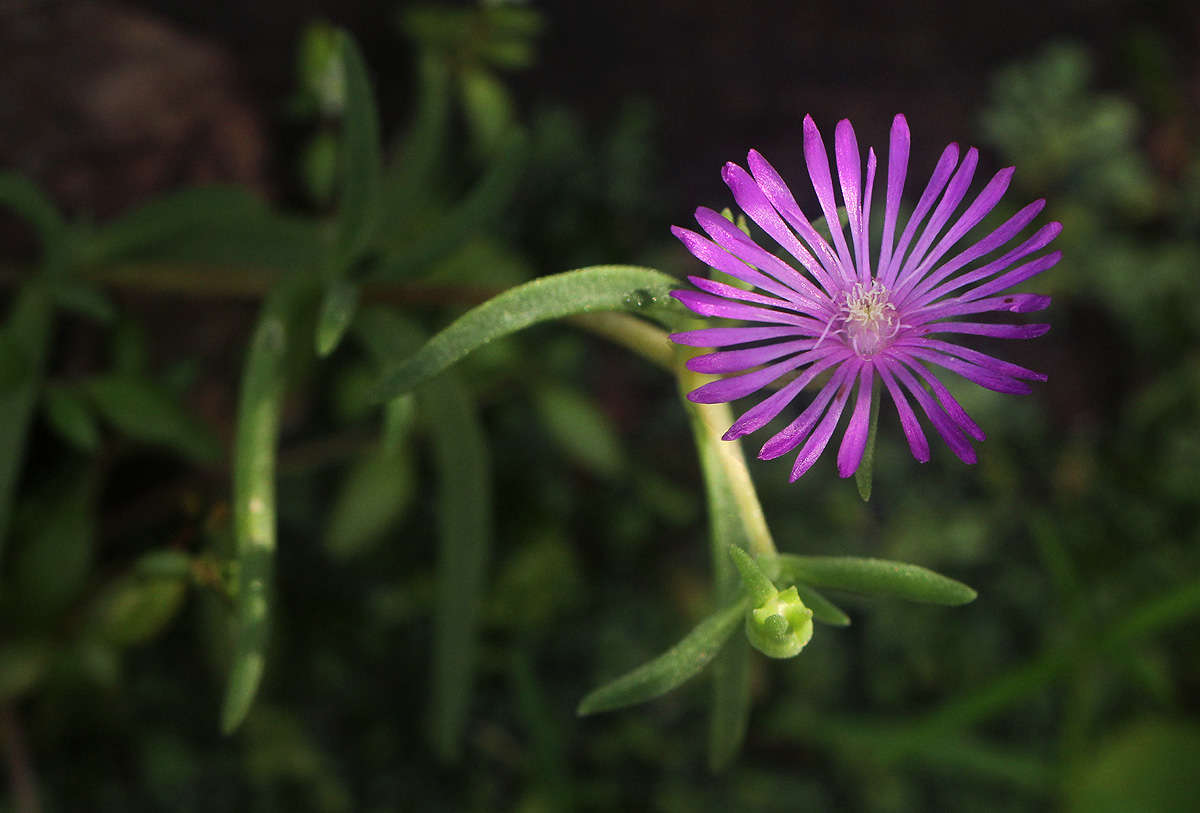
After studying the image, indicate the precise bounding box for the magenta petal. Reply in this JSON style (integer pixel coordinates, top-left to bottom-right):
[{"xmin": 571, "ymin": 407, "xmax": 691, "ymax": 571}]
[
  {"xmin": 687, "ymin": 339, "xmax": 817, "ymax": 374},
  {"xmin": 723, "ymin": 348, "xmax": 849, "ymax": 439},
  {"xmin": 693, "ymin": 207, "xmax": 831, "ymax": 311},
  {"xmin": 916, "ymin": 338, "xmax": 1047, "ymax": 381},
  {"xmin": 962, "ymin": 251, "xmax": 1062, "ymax": 302},
  {"xmin": 836, "ymin": 365, "xmax": 875, "ymax": 477},
  {"xmin": 835, "ymin": 119, "xmax": 865, "ymax": 278},
  {"xmin": 914, "ymin": 221, "xmax": 1061, "ymax": 308},
  {"xmin": 670, "ymin": 290, "xmax": 821, "ymax": 330},
  {"xmin": 669, "ymin": 326, "xmax": 811, "ymax": 348},
  {"xmin": 917, "ymin": 321, "xmax": 1051, "ymax": 340},
  {"xmin": 887, "ymin": 358, "xmax": 977, "ymax": 464},
  {"xmin": 879, "ymin": 113, "xmax": 911, "ymax": 277},
  {"xmin": 882, "ymin": 141, "xmax": 960, "ymax": 286},
  {"xmin": 859, "ymin": 148, "xmax": 877, "ymax": 283},
  {"xmin": 913, "ymin": 293, "xmax": 1051, "ymax": 322},
  {"xmin": 672, "ymin": 225, "xmax": 800, "ymax": 303},
  {"xmin": 803, "ymin": 116, "xmax": 856, "ymax": 282},
  {"xmin": 876, "ymin": 360, "xmax": 930, "ymax": 462},
  {"xmin": 759, "ymin": 363, "xmax": 856, "ymax": 460},
  {"xmin": 894, "ymin": 147, "xmax": 979, "ymax": 287},
  {"xmin": 903, "ymin": 359, "xmax": 986, "ymax": 441},
  {"xmin": 746, "ymin": 149, "xmax": 844, "ymax": 283},
  {"xmin": 687, "ymin": 354, "xmax": 810, "ymax": 403},
  {"xmin": 789, "ymin": 367, "xmax": 857, "ymax": 480},
  {"xmin": 686, "ymin": 275, "xmax": 802, "ymax": 311},
  {"xmin": 896, "ymin": 165, "xmax": 1014, "ymax": 297},
  {"xmin": 901, "ymin": 346, "xmax": 1033, "ymax": 394},
  {"xmin": 721, "ymin": 162, "xmax": 838, "ymax": 295},
  {"xmin": 901, "ymin": 200, "xmax": 1047, "ymax": 307}
]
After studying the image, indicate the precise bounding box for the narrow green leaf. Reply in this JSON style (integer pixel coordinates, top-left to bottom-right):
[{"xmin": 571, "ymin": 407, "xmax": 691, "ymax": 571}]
[
  {"xmin": 90, "ymin": 569, "xmax": 187, "ymax": 647},
  {"xmin": 425, "ymin": 368, "xmax": 492, "ymax": 760},
  {"xmin": 335, "ymin": 30, "xmax": 383, "ymax": 265},
  {"xmin": 51, "ymin": 278, "xmax": 117, "ymax": 324},
  {"xmin": 324, "ymin": 446, "xmax": 416, "ymax": 560},
  {"xmin": 727, "ymin": 545, "xmax": 778, "ymax": 607},
  {"xmin": 221, "ymin": 282, "xmax": 307, "ymax": 734},
  {"xmin": 315, "ymin": 278, "xmax": 360, "ymax": 357},
  {"xmin": 0, "ymin": 173, "xmax": 66, "ymax": 265},
  {"xmin": 0, "ymin": 332, "xmax": 31, "ymax": 395},
  {"xmin": 372, "ymin": 127, "xmax": 529, "ymax": 277},
  {"xmin": 372, "ymin": 265, "xmax": 681, "ymax": 401},
  {"xmin": 85, "ymin": 373, "xmax": 221, "ymax": 464},
  {"xmin": 577, "ymin": 598, "xmax": 747, "ymax": 716},
  {"xmin": 772, "ymin": 555, "xmax": 978, "ymax": 606},
  {"xmin": 532, "ymin": 384, "xmax": 625, "ymax": 478},
  {"xmin": 854, "ymin": 381, "xmax": 882, "ymax": 502},
  {"xmin": 381, "ymin": 51, "xmax": 450, "ymax": 218},
  {"xmin": 83, "ymin": 186, "xmax": 266, "ymax": 261},
  {"xmin": 382, "ymin": 394, "xmax": 418, "ymax": 457},
  {"xmin": 459, "ymin": 67, "xmax": 514, "ymax": 157},
  {"xmin": 0, "ymin": 283, "xmax": 53, "ymax": 568},
  {"xmin": 708, "ymin": 633, "xmax": 750, "ymax": 771},
  {"xmin": 43, "ymin": 385, "xmax": 100, "ymax": 453},
  {"xmin": 792, "ymin": 583, "xmax": 852, "ymax": 626}
]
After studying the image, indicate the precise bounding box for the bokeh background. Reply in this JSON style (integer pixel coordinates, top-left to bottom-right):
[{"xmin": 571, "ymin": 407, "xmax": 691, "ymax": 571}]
[{"xmin": 2, "ymin": 1, "xmax": 1200, "ymax": 810}]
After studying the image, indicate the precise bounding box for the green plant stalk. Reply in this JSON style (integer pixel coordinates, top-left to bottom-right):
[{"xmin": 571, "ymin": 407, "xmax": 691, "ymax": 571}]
[
  {"xmin": 220, "ymin": 277, "xmax": 310, "ymax": 733},
  {"xmin": 675, "ymin": 343, "xmax": 774, "ymax": 769}
]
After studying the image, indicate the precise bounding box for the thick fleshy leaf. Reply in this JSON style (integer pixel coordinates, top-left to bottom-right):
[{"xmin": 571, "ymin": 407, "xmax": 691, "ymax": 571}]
[
  {"xmin": 334, "ymin": 31, "xmax": 383, "ymax": 265},
  {"xmin": 576, "ymin": 598, "xmax": 748, "ymax": 715},
  {"xmin": 771, "ymin": 555, "xmax": 977, "ymax": 605},
  {"xmin": 221, "ymin": 280, "xmax": 311, "ymax": 734},
  {"xmin": 371, "ymin": 266, "xmax": 683, "ymax": 400}
]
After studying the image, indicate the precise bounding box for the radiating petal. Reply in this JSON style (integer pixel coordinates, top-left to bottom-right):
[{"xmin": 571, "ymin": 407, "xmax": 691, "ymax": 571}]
[
  {"xmin": 686, "ymin": 353, "xmax": 812, "ymax": 403},
  {"xmin": 879, "ymin": 114, "xmax": 911, "ymax": 277},
  {"xmin": 803, "ymin": 116, "xmax": 856, "ymax": 282},
  {"xmin": 960, "ymin": 251, "xmax": 1062, "ymax": 302},
  {"xmin": 686, "ymin": 275, "xmax": 802, "ymax": 311},
  {"xmin": 916, "ymin": 321, "xmax": 1050, "ymax": 339},
  {"xmin": 835, "ymin": 120, "xmax": 865, "ymax": 281},
  {"xmin": 901, "ymin": 199, "xmax": 1046, "ymax": 308},
  {"xmin": 911, "ymin": 338, "xmax": 1047, "ymax": 381},
  {"xmin": 746, "ymin": 149, "xmax": 843, "ymax": 283},
  {"xmin": 859, "ymin": 147, "xmax": 877, "ymax": 283},
  {"xmin": 913, "ymin": 222, "xmax": 1061, "ymax": 308},
  {"xmin": 876, "ymin": 359, "xmax": 930, "ymax": 462},
  {"xmin": 669, "ymin": 325, "xmax": 812, "ymax": 348},
  {"xmin": 912, "ymin": 293, "xmax": 1051, "ymax": 322},
  {"xmin": 836, "ymin": 364, "xmax": 875, "ymax": 477},
  {"xmin": 670, "ymin": 290, "xmax": 823, "ymax": 331},
  {"xmin": 894, "ymin": 166, "xmax": 1014, "ymax": 298},
  {"xmin": 885, "ymin": 356, "xmax": 977, "ymax": 463},
  {"xmin": 722, "ymin": 162, "xmax": 839, "ymax": 295},
  {"xmin": 881, "ymin": 141, "xmax": 960, "ymax": 286},
  {"xmin": 672, "ymin": 224, "xmax": 805, "ymax": 303},
  {"xmin": 687, "ymin": 339, "xmax": 818, "ymax": 374},
  {"xmin": 759, "ymin": 363, "xmax": 856, "ymax": 460},
  {"xmin": 789, "ymin": 367, "xmax": 858, "ymax": 480},
  {"xmin": 900, "ymin": 346, "xmax": 1033, "ymax": 394},
  {"xmin": 723, "ymin": 347, "xmax": 850, "ymax": 439},
  {"xmin": 901, "ymin": 358, "xmax": 986, "ymax": 441},
  {"xmin": 693, "ymin": 207, "xmax": 831, "ymax": 312},
  {"xmin": 894, "ymin": 147, "xmax": 979, "ymax": 288}
]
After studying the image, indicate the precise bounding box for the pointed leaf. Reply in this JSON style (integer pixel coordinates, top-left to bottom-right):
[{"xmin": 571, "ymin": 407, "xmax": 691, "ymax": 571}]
[
  {"xmin": 532, "ymin": 384, "xmax": 625, "ymax": 478},
  {"xmin": 0, "ymin": 173, "xmax": 66, "ymax": 266},
  {"xmin": 772, "ymin": 555, "xmax": 978, "ymax": 606},
  {"xmin": 854, "ymin": 383, "xmax": 882, "ymax": 502},
  {"xmin": 43, "ymin": 385, "xmax": 101, "ymax": 452},
  {"xmin": 372, "ymin": 265, "xmax": 682, "ymax": 401},
  {"xmin": 335, "ymin": 31, "xmax": 383, "ymax": 265},
  {"xmin": 85, "ymin": 374, "xmax": 221, "ymax": 464},
  {"xmin": 708, "ymin": 633, "xmax": 750, "ymax": 771},
  {"xmin": 577, "ymin": 598, "xmax": 747, "ymax": 715},
  {"xmin": 324, "ymin": 446, "xmax": 416, "ymax": 560},
  {"xmin": 792, "ymin": 583, "xmax": 851, "ymax": 626},
  {"xmin": 51, "ymin": 278, "xmax": 117, "ymax": 324},
  {"xmin": 315, "ymin": 278, "xmax": 360, "ymax": 357},
  {"xmin": 425, "ymin": 368, "xmax": 492, "ymax": 760}
]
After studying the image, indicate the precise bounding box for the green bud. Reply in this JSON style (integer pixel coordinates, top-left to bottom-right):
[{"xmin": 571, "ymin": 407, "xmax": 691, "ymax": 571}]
[
  {"xmin": 746, "ymin": 586, "xmax": 813, "ymax": 659},
  {"xmin": 728, "ymin": 545, "xmax": 814, "ymax": 659},
  {"xmin": 299, "ymin": 24, "xmax": 346, "ymax": 116}
]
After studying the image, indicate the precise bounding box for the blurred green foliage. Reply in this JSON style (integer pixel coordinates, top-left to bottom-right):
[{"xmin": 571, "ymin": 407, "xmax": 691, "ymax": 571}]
[{"xmin": 0, "ymin": 1, "xmax": 1197, "ymax": 809}]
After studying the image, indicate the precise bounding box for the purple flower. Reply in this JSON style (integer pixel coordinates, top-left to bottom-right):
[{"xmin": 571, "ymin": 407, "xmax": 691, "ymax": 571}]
[{"xmin": 670, "ymin": 115, "xmax": 1060, "ymax": 481}]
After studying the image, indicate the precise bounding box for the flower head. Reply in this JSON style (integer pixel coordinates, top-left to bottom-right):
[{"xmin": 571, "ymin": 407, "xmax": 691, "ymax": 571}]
[{"xmin": 671, "ymin": 115, "xmax": 1059, "ymax": 481}]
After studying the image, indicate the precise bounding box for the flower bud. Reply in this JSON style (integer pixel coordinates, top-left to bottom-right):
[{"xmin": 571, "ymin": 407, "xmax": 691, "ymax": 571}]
[{"xmin": 745, "ymin": 585, "xmax": 813, "ymax": 659}]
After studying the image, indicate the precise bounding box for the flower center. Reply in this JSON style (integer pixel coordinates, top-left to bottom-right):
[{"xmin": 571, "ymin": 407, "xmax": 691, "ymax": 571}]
[{"xmin": 840, "ymin": 281, "xmax": 900, "ymax": 357}]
